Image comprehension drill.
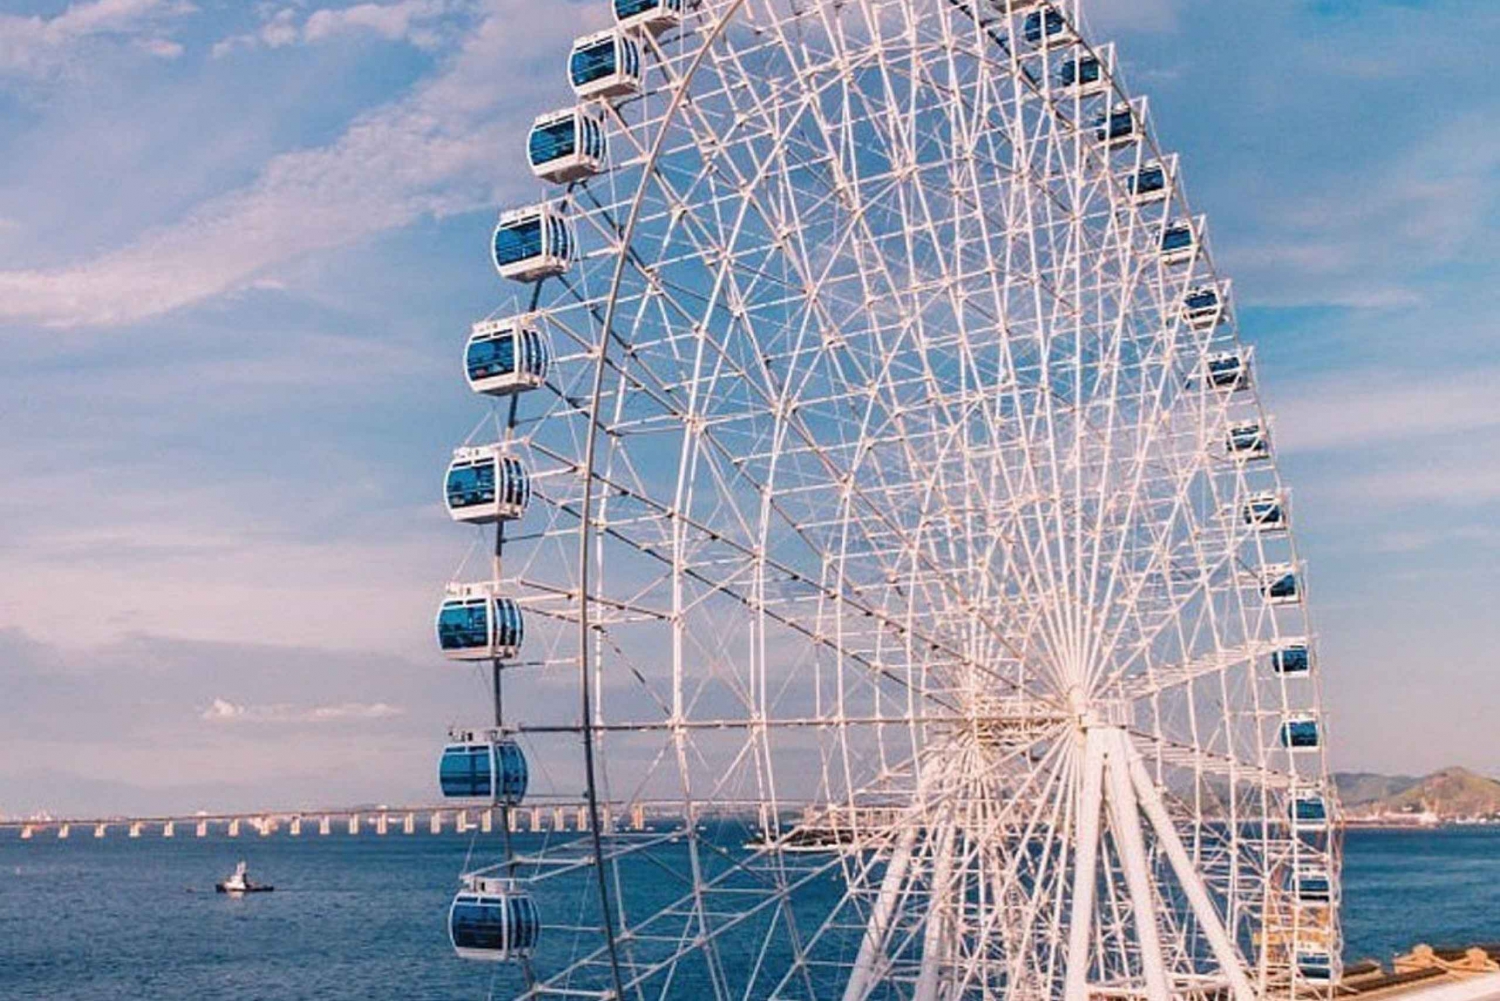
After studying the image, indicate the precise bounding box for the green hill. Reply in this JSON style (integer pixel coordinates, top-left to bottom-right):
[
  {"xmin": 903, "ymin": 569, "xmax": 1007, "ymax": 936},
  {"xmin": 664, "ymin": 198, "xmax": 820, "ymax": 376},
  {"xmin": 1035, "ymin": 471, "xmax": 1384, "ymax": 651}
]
[
  {"xmin": 1377, "ymin": 767, "xmax": 1500, "ymax": 817},
  {"xmin": 1333, "ymin": 771, "xmax": 1420, "ymax": 807}
]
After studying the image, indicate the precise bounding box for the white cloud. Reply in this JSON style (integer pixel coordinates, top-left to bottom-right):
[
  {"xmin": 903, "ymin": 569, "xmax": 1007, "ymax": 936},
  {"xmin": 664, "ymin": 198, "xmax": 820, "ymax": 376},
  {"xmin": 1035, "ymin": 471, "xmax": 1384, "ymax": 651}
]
[
  {"xmin": 0, "ymin": 0, "xmax": 196, "ymax": 78},
  {"xmin": 211, "ymin": 8, "xmax": 307, "ymax": 58},
  {"xmin": 135, "ymin": 36, "xmax": 184, "ymax": 59},
  {"xmin": 1, "ymin": 0, "xmax": 596, "ymax": 327},
  {"xmin": 201, "ymin": 698, "xmax": 404, "ymax": 723},
  {"xmin": 305, "ymin": 0, "xmax": 451, "ymax": 47},
  {"xmin": 214, "ymin": 1, "xmax": 458, "ymax": 58},
  {"xmin": 1224, "ymin": 116, "xmax": 1500, "ymax": 310},
  {"xmin": 1273, "ymin": 368, "xmax": 1500, "ymax": 454}
]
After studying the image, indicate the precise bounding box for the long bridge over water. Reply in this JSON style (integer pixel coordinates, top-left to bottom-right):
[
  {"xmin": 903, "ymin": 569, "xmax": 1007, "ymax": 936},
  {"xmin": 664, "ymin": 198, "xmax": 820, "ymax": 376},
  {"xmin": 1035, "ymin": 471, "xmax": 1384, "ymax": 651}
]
[{"xmin": 0, "ymin": 801, "xmax": 656, "ymax": 841}]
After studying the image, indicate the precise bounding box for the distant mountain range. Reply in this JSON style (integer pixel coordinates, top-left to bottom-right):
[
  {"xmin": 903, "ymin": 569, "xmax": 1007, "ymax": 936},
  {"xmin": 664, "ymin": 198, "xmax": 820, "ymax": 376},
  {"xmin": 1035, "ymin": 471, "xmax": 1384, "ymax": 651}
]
[{"xmin": 1333, "ymin": 767, "xmax": 1500, "ymax": 819}]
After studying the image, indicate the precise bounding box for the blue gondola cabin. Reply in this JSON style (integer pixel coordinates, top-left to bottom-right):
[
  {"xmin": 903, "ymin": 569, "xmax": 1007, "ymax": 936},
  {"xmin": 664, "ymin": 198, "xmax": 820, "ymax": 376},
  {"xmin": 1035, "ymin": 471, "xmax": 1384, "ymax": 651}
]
[
  {"xmin": 1297, "ymin": 951, "xmax": 1338, "ymax": 984},
  {"xmin": 1292, "ymin": 793, "xmax": 1329, "ymax": 832},
  {"xmin": 1243, "ymin": 492, "xmax": 1286, "ymax": 531},
  {"xmin": 1205, "ymin": 352, "xmax": 1249, "ymax": 392},
  {"xmin": 1271, "ymin": 642, "xmax": 1312, "ymax": 676},
  {"xmin": 436, "ymin": 586, "xmax": 525, "ymax": 661},
  {"xmin": 1292, "ymin": 865, "xmax": 1333, "ymax": 903},
  {"xmin": 569, "ymin": 30, "xmax": 642, "ymax": 100},
  {"xmin": 1261, "ymin": 564, "xmax": 1301, "ymax": 606},
  {"xmin": 1183, "ymin": 285, "xmax": 1226, "ymax": 329},
  {"xmin": 446, "ymin": 446, "xmax": 530, "ymax": 525},
  {"xmin": 1160, "ymin": 219, "xmax": 1198, "ymax": 266},
  {"xmin": 439, "ymin": 730, "xmax": 529, "ymax": 804},
  {"xmin": 1023, "ymin": 7, "xmax": 1076, "ymax": 48},
  {"xmin": 493, "ymin": 204, "xmax": 572, "ymax": 282},
  {"xmin": 1227, "ymin": 422, "xmax": 1269, "ymax": 461},
  {"xmin": 449, "ymin": 876, "xmax": 541, "ymax": 962},
  {"xmin": 1094, "ymin": 107, "xmax": 1137, "ymax": 148},
  {"xmin": 466, "ymin": 316, "xmax": 550, "ymax": 397},
  {"xmin": 1280, "ymin": 713, "xmax": 1321, "ymax": 751},
  {"xmin": 528, "ymin": 107, "xmax": 606, "ymax": 184},
  {"xmin": 1060, "ymin": 54, "xmax": 1105, "ymax": 95},
  {"xmin": 614, "ymin": 0, "xmax": 682, "ymax": 33},
  {"xmin": 1126, "ymin": 159, "xmax": 1171, "ymax": 204}
]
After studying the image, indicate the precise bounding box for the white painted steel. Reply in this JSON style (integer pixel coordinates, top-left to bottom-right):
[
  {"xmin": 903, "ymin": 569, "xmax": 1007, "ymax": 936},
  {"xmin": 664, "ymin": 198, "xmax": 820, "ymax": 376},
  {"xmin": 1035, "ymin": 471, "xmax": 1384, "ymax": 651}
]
[{"xmin": 444, "ymin": 0, "xmax": 1342, "ymax": 998}]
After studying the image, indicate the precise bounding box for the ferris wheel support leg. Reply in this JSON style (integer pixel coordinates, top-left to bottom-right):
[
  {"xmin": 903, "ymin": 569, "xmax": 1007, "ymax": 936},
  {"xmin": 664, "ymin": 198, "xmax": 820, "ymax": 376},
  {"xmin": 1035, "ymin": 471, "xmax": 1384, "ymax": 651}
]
[
  {"xmin": 1065, "ymin": 729, "xmax": 1107, "ymax": 1001},
  {"xmin": 1124, "ymin": 743, "xmax": 1257, "ymax": 1001},
  {"xmin": 843, "ymin": 822, "xmax": 920, "ymax": 1001},
  {"xmin": 914, "ymin": 820, "xmax": 959, "ymax": 1001},
  {"xmin": 1103, "ymin": 731, "xmax": 1171, "ymax": 1001}
]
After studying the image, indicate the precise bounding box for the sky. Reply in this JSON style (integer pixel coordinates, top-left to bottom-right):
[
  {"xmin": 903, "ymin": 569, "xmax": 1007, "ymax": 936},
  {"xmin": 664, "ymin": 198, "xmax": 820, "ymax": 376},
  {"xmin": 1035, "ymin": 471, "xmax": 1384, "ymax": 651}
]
[{"xmin": 1, "ymin": 0, "xmax": 1497, "ymax": 817}]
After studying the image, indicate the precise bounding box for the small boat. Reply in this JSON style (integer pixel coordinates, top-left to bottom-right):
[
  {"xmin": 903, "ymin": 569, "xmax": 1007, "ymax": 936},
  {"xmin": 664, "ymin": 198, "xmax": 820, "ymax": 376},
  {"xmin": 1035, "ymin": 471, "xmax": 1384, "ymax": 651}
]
[{"xmin": 215, "ymin": 861, "xmax": 274, "ymax": 894}]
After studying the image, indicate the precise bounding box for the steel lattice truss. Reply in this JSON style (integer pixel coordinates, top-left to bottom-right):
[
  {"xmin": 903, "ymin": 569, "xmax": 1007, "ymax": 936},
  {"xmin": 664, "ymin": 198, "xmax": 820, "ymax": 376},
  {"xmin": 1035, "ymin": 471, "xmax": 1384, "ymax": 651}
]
[{"xmin": 440, "ymin": 1, "xmax": 1341, "ymax": 999}]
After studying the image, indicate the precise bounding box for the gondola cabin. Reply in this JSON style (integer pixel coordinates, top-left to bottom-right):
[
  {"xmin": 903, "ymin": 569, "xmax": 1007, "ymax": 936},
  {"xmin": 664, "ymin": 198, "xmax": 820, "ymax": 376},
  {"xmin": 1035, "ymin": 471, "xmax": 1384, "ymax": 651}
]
[
  {"xmin": 1292, "ymin": 865, "xmax": 1334, "ymax": 903},
  {"xmin": 1059, "ymin": 53, "xmax": 1105, "ymax": 95},
  {"xmin": 445, "ymin": 446, "xmax": 530, "ymax": 525},
  {"xmin": 1271, "ymin": 642, "xmax": 1312, "ymax": 676},
  {"xmin": 1227, "ymin": 422, "xmax": 1270, "ymax": 461},
  {"xmin": 1183, "ymin": 285, "xmax": 1226, "ymax": 329},
  {"xmin": 1297, "ymin": 951, "xmax": 1339, "ymax": 984},
  {"xmin": 1242, "ymin": 492, "xmax": 1286, "ymax": 531},
  {"xmin": 1261, "ymin": 564, "xmax": 1301, "ymax": 606},
  {"xmin": 1292, "ymin": 793, "xmax": 1329, "ymax": 832},
  {"xmin": 614, "ymin": 0, "xmax": 682, "ymax": 33},
  {"xmin": 493, "ymin": 203, "xmax": 572, "ymax": 282},
  {"xmin": 437, "ymin": 585, "xmax": 525, "ymax": 661},
  {"xmin": 1022, "ymin": 7, "xmax": 1077, "ymax": 48},
  {"xmin": 1094, "ymin": 107, "xmax": 1137, "ymax": 148},
  {"xmin": 1160, "ymin": 219, "xmax": 1198, "ymax": 266},
  {"xmin": 439, "ymin": 730, "xmax": 529, "ymax": 803},
  {"xmin": 1204, "ymin": 352, "xmax": 1250, "ymax": 392},
  {"xmin": 569, "ymin": 30, "xmax": 642, "ymax": 100},
  {"xmin": 1280, "ymin": 713, "xmax": 1321, "ymax": 752},
  {"xmin": 449, "ymin": 876, "xmax": 541, "ymax": 962},
  {"xmin": 466, "ymin": 316, "xmax": 550, "ymax": 397},
  {"xmin": 528, "ymin": 107, "xmax": 606, "ymax": 184},
  {"xmin": 1126, "ymin": 158, "xmax": 1173, "ymax": 204}
]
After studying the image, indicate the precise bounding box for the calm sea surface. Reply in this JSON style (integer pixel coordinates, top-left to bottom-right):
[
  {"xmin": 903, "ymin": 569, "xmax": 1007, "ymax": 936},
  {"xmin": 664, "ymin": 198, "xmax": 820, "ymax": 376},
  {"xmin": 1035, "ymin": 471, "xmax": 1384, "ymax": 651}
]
[{"xmin": 2, "ymin": 826, "xmax": 1499, "ymax": 1000}]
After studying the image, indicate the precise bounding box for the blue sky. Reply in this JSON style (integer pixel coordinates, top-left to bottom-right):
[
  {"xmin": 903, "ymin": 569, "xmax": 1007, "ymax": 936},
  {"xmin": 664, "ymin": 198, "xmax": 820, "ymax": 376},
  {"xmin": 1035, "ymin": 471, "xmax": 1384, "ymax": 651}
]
[{"xmin": 1, "ymin": 0, "xmax": 1497, "ymax": 816}]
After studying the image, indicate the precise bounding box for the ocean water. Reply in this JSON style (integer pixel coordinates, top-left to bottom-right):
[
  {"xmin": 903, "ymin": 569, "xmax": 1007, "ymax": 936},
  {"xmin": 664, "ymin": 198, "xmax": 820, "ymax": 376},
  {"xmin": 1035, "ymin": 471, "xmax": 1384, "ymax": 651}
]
[{"xmin": 2, "ymin": 826, "xmax": 1498, "ymax": 1000}]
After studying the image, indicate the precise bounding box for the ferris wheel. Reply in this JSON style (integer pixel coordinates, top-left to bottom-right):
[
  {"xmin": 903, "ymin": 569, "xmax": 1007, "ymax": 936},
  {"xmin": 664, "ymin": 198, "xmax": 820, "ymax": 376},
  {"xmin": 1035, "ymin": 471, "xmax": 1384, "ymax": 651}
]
[{"xmin": 432, "ymin": 0, "xmax": 1342, "ymax": 999}]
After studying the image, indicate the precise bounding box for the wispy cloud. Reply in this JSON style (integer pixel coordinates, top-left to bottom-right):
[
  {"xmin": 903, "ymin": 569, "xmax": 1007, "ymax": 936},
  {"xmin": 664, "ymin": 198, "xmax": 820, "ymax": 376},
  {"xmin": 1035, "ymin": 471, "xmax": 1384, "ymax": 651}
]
[
  {"xmin": 1, "ymin": 0, "xmax": 593, "ymax": 327},
  {"xmin": 0, "ymin": 0, "xmax": 196, "ymax": 78},
  {"xmin": 201, "ymin": 697, "xmax": 404, "ymax": 723},
  {"xmin": 1274, "ymin": 367, "xmax": 1500, "ymax": 454},
  {"xmin": 212, "ymin": 2, "xmax": 461, "ymax": 58}
]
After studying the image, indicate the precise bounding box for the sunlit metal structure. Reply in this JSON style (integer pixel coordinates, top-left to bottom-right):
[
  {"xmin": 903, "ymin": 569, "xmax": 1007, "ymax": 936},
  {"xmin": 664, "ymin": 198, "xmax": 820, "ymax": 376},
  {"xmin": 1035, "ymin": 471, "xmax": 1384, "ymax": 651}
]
[{"xmin": 434, "ymin": 0, "xmax": 1341, "ymax": 997}]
